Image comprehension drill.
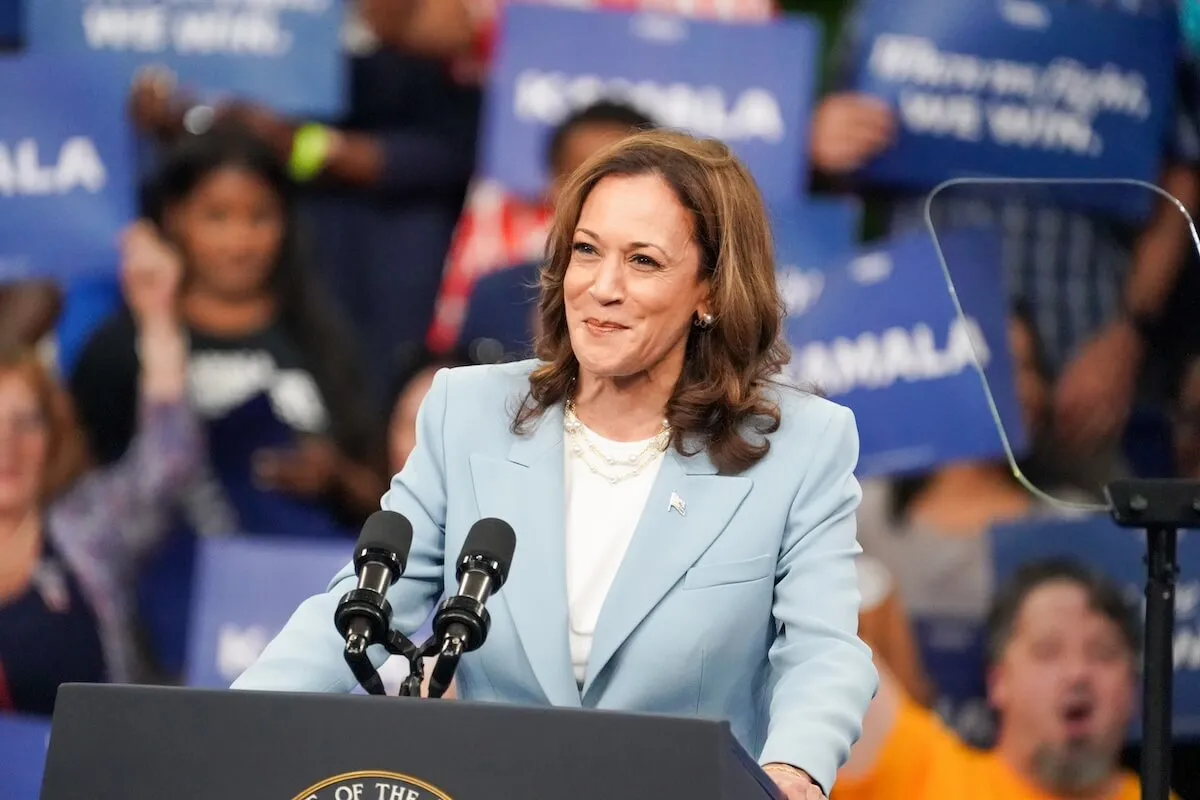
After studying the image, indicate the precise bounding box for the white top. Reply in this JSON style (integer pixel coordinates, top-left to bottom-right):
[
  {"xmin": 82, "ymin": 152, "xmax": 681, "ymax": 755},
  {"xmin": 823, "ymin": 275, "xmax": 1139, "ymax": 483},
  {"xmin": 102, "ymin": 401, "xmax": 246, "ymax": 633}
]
[{"xmin": 563, "ymin": 422, "xmax": 665, "ymax": 688}]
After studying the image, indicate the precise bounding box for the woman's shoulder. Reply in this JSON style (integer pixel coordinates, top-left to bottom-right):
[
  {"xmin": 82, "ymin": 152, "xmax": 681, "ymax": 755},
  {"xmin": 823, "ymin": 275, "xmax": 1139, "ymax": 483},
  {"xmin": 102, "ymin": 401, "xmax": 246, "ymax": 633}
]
[
  {"xmin": 766, "ymin": 381, "xmax": 856, "ymax": 442},
  {"xmin": 435, "ymin": 358, "xmax": 541, "ymax": 417}
]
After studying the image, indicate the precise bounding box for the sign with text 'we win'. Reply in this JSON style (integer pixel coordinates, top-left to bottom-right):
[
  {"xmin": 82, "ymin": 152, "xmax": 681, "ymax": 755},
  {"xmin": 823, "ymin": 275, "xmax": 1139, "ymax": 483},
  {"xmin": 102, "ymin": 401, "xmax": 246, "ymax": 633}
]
[
  {"xmin": 484, "ymin": 6, "xmax": 819, "ymax": 201},
  {"xmin": 991, "ymin": 516, "xmax": 1200, "ymax": 739},
  {"xmin": 186, "ymin": 537, "xmax": 432, "ymax": 692},
  {"xmin": 0, "ymin": 54, "xmax": 135, "ymax": 283},
  {"xmin": 29, "ymin": 0, "xmax": 345, "ymax": 117},
  {"xmin": 850, "ymin": 0, "xmax": 1176, "ymax": 221},
  {"xmin": 782, "ymin": 225, "xmax": 1025, "ymax": 478}
]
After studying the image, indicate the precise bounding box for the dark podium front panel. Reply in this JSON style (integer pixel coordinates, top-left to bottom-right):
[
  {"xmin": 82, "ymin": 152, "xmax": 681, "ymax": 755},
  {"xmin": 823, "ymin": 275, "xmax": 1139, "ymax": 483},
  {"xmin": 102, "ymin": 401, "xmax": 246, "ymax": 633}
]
[{"xmin": 40, "ymin": 684, "xmax": 783, "ymax": 800}]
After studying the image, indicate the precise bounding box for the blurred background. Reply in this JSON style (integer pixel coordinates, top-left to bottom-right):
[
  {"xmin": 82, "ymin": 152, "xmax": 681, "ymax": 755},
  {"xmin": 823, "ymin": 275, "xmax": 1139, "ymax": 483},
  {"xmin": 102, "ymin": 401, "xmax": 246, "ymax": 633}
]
[{"xmin": 2, "ymin": 0, "xmax": 1200, "ymax": 797}]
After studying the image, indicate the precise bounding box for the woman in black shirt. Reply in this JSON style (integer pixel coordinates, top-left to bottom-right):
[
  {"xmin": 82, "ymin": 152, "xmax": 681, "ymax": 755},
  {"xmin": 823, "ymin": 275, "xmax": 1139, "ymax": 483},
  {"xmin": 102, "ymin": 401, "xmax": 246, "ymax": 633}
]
[{"xmin": 70, "ymin": 128, "xmax": 387, "ymax": 678}]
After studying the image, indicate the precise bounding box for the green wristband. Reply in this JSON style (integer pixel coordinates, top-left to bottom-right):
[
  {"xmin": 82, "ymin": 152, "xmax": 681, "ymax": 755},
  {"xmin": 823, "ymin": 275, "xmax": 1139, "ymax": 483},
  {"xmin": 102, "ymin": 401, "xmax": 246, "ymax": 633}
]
[{"xmin": 289, "ymin": 123, "xmax": 332, "ymax": 183}]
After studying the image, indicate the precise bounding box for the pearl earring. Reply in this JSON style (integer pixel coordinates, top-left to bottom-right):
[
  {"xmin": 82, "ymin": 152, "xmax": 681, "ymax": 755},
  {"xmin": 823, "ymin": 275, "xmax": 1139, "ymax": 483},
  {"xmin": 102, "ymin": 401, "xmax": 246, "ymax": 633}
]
[{"xmin": 694, "ymin": 312, "xmax": 715, "ymax": 329}]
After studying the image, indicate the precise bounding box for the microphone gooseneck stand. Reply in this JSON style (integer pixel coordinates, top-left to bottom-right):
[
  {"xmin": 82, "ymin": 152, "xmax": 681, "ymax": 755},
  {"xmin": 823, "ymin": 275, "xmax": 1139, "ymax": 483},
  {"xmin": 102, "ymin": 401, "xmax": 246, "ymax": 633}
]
[
  {"xmin": 1104, "ymin": 478, "xmax": 1198, "ymax": 800},
  {"xmin": 337, "ymin": 592, "xmax": 473, "ymax": 699}
]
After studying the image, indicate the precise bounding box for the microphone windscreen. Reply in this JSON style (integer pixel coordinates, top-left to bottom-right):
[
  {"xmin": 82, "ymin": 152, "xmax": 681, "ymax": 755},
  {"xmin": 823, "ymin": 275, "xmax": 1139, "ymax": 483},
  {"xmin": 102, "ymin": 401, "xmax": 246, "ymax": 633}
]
[
  {"xmin": 356, "ymin": 510, "xmax": 415, "ymax": 571},
  {"xmin": 460, "ymin": 518, "xmax": 517, "ymax": 583}
]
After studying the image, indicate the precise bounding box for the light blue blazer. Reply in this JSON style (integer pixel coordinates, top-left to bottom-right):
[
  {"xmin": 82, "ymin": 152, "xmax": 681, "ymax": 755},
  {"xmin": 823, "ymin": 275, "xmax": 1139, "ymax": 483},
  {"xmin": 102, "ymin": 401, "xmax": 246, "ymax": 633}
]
[{"xmin": 232, "ymin": 360, "xmax": 877, "ymax": 791}]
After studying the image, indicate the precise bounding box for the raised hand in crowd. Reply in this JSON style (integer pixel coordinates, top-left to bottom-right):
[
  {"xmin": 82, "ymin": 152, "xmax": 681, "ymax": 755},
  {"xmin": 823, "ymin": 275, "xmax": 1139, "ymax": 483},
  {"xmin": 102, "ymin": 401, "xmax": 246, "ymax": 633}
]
[
  {"xmin": 118, "ymin": 221, "xmax": 188, "ymax": 402},
  {"xmin": 808, "ymin": 93, "xmax": 896, "ymax": 174},
  {"xmin": 127, "ymin": 69, "xmax": 380, "ymax": 189}
]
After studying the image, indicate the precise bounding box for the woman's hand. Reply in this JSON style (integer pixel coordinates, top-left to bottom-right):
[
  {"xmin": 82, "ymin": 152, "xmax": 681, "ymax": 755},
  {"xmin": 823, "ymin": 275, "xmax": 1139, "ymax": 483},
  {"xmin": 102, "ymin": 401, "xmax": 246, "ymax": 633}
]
[
  {"xmin": 763, "ymin": 764, "xmax": 826, "ymax": 800},
  {"xmin": 120, "ymin": 221, "xmax": 182, "ymax": 328},
  {"xmin": 121, "ymin": 221, "xmax": 188, "ymax": 401},
  {"xmin": 253, "ymin": 437, "xmax": 343, "ymax": 499}
]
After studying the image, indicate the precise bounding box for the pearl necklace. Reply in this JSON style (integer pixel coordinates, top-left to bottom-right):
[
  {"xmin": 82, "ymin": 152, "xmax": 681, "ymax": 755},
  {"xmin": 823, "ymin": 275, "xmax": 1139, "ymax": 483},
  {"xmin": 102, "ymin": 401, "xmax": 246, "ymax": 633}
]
[{"xmin": 563, "ymin": 400, "xmax": 670, "ymax": 485}]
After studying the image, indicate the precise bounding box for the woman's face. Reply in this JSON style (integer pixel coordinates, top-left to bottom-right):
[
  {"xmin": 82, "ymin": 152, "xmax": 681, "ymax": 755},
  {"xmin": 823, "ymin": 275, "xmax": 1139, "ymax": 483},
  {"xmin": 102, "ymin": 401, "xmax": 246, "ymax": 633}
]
[
  {"xmin": 0, "ymin": 372, "xmax": 47, "ymax": 517},
  {"xmin": 1010, "ymin": 317, "xmax": 1049, "ymax": 438},
  {"xmin": 563, "ymin": 174, "xmax": 709, "ymax": 385},
  {"xmin": 170, "ymin": 166, "xmax": 284, "ymax": 300}
]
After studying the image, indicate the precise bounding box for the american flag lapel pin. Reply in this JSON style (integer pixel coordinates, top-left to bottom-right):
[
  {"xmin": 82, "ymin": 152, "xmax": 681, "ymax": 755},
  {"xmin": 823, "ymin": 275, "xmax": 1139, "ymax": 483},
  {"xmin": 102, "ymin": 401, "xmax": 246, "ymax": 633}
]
[{"xmin": 669, "ymin": 491, "xmax": 686, "ymax": 517}]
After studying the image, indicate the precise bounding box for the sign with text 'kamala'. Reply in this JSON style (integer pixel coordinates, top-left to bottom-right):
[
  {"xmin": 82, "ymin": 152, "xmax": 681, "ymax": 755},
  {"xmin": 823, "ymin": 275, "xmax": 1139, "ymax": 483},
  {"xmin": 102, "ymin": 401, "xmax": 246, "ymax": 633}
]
[
  {"xmin": 850, "ymin": 0, "xmax": 1175, "ymax": 220},
  {"xmin": 990, "ymin": 516, "xmax": 1200, "ymax": 739},
  {"xmin": 28, "ymin": 0, "xmax": 345, "ymax": 117},
  {"xmin": 186, "ymin": 537, "xmax": 433, "ymax": 692},
  {"xmin": 484, "ymin": 6, "xmax": 819, "ymax": 201},
  {"xmin": 783, "ymin": 226, "xmax": 1025, "ymax": 477},
  {"xmin": 0, "ymin": 714, "xmax": 51, "ymax": 800},
  {"xmin": 0, "ymin": 54, "xmax": 135, "ymax": 283}
]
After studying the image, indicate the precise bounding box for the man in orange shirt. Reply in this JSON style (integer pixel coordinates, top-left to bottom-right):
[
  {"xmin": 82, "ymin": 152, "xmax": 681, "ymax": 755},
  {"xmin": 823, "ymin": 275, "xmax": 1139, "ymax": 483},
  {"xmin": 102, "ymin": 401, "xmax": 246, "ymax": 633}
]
[{"xmin": 837, "ymin": 559, "xmax": 1170, "ymax": 800}]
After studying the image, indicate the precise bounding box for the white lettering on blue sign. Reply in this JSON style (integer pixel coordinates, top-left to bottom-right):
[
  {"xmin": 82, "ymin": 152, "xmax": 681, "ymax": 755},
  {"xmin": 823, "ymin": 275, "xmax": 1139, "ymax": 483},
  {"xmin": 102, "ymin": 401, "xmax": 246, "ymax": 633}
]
[
  {"xmin": 0, "ymin": 137, "xmax": 106, "ymax": 197},
  {"xmin": 793, "ymin": 316, "xmax": 990, "ymax": 396},
  {"xmin": 512, "ymin": 69, "xmax": 785, "ymax": 143},
  {"xmin": 867, "ymin": 34, "xmax": 1150, "ymax": 158},
  {"xmin": 216, "ymin": 623, "xmax": 271, "ymax": 680},
  {"xmin": 78, "ymin": 0, "xmax": 328, "ymax": 56}
]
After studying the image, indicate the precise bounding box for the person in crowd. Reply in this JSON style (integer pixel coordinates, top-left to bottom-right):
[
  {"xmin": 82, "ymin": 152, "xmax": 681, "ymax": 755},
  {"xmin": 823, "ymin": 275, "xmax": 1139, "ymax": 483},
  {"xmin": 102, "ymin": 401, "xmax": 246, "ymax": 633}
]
[
  {"xmin": 233, "ymin": 130, "xmax": 877, "ymax": 800},
  {"xmin": 836, "ymin": 559, "xmax": 1160, "ymax": 800},
  {"xmin": 0, "ymin": 222, "xmax": 199, "ymax": 711},
  {"xmin": 69, "ymin": 128, "xmax": 387, "ymax": 680},
  {"xmin": 126, "ymin": 1, "xmax": 481, "ymax": 404},
  {"xmin": 812, "ymin": 0, "xmax": 1200, "ymax": 485},
  {"xmin": 429, "ymin": 100, "xmax": 657, "ymax": 354}
]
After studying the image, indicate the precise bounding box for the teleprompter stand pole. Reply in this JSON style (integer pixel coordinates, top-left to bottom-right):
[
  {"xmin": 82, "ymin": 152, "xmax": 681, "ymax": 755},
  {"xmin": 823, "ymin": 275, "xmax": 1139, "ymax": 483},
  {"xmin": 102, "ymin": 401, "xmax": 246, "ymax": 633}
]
[{"xmin": 1104, "ymin": 479, "xmax": 1199, "ymax": 800}]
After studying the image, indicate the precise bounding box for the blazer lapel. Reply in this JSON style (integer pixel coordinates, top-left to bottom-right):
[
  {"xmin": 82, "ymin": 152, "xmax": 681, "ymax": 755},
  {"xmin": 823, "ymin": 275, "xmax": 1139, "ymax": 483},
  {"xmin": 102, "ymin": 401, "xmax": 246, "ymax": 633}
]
[
  {"xmin": 581, "ymin": 447, "xmax": 752, "ymax": 697},
  {"xmin": 469, "ymin": 404, "xmax": 581, "ymax": 708}
]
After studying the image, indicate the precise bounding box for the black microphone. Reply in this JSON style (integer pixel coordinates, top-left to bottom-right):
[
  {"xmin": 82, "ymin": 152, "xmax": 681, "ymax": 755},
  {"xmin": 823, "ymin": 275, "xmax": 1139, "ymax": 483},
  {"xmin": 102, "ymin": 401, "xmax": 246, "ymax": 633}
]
[
  {"xmin": 428, "ymin": 518, "xmax": 516, "ymax": 698},
  {"xmin": 334, "ymin": 510, "xmax": 414, "ymax": 690}
]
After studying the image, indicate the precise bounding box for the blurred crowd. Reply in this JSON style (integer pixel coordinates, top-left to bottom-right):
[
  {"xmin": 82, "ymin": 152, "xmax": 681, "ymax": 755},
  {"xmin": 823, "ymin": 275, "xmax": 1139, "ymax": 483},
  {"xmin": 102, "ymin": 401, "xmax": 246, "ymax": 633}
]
[{"xmin": 2, "ymin": 0, "xmax": 1200, "ymax": 798}]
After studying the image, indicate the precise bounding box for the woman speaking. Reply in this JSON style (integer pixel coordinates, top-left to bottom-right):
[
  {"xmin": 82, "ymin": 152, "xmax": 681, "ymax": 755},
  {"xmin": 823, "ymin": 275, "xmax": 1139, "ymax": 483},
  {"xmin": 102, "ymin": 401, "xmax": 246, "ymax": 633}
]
[{"xmin": 233, "ymin": 131, "xmax": 877, "ymax": 799}]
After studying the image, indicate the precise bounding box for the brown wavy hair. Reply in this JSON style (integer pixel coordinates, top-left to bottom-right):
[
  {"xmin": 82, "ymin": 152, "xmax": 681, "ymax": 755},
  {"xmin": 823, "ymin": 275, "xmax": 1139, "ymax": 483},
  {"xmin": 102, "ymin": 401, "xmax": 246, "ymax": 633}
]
[
  {"xmin": 512, "ymin": 130, "xmax": 791, "ymax": 474},
  {"xmin": 0, "ymin": 346, "xmax": 89, "ymax": 503}
]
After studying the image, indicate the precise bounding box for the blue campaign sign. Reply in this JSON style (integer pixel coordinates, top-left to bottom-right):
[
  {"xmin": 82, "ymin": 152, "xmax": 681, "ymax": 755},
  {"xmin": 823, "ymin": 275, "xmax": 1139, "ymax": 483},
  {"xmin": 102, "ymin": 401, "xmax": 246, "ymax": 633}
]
[
  {"xmin": 990, "ymin": 516, "xmax": 1200, "ymax": 739},
  {"xmin": 784, "ymin": 225, "xmax": 1025, "ymax": 477},
  {"xmin": 772, "ymin": 197, "xmax": 863, "ymax": 317},
  {"xmin": 186, "ymin": 537, "xmax": 437, "ymax": 691},
  {"xmin": 483, "ymin": 6, "xmax": 820, "ymax": 201},
  {"xmin": 28, "ymin": 0, "xmax": 345, "ymax": 117},
  {"xmin": 0, "ymin": 54, "xmax": 135, "ymax": 283},
  {"xmin": 913, "ymin": 616, "xmax": 995, "ymax": 747},
  {"xmin": 186, "ymin": 536, "xmax": 352, "ymax": 688},
  {"xmin": 0, "ymin": 714, "xmax": 52, "ymax": 800},
  {"xmin": 850, "ymin": 0, "xmax": 1176, "ymax": 220}
]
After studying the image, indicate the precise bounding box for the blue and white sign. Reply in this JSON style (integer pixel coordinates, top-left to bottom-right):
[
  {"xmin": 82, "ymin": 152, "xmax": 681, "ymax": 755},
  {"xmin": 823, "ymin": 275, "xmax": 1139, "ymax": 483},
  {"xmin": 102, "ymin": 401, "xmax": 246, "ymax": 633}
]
[
  {"xmin": 29, "ymin": 0, "xmax": 345, "ymax": 117},
  {"xmin": 186, "ymin": 537, "xmax": 436, "ymax": 692},
  {"xmin": 784, "ymin": 226, "xmax": 1024, "ymax": 477},
  {"xmin": 483, "ymin": 6, "xmax": 820, "ymax": 201},
  {"xmin": 0, "ymin": 713, "xmax": 52, "ymax": 800},
  {"xmin": 990, "ymin": 515, "xmax": 1200, "ymax": 739},
  {"xmin": 186, "ymin": 536, "xmax": 352, "ymax": 688},
  {"xmin": 773, "ymin": 197, "xmax": 863, "ymax": 318},
  {"xmin": 851, "ymin": 0, "xmax": 1176, "ymax": 220},
  {"xmin": 0, "ymin": 54, "xmax": 135, "ymax": 283}
]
